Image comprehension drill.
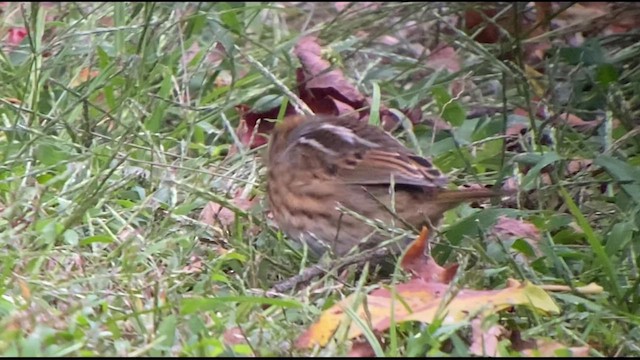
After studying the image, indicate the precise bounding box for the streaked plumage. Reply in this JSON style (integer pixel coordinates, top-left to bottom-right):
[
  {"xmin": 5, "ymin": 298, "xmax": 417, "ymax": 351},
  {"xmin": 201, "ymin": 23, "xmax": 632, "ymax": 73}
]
[{"xmin": 266, "ymin": 115, "xmax": 503, "ymax": 257}]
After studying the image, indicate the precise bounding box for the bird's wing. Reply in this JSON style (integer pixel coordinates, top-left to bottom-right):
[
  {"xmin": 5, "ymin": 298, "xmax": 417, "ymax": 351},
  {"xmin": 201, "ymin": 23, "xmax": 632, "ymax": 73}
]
[{"xmin": 287, "ymin": 118, "xmax": 448, "ymax": 188}]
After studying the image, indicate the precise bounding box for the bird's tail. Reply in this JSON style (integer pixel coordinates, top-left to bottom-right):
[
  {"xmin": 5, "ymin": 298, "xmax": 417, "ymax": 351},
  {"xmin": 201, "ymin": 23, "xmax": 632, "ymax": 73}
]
[{"xmin": 432, "ymin": 187, "xmax": 512, "ymax": 205}]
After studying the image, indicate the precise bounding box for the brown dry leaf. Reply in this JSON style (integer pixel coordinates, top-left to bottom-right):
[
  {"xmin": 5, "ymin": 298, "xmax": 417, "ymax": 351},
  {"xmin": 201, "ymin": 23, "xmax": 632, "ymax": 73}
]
[
  {"xmin": 525, "ymin": 41, "xmax": 552, "ymax": 66},
  {"xmin": 553, "ymin": 113, "xmax": 603, "ymax": 133},
  {"xmin": 3, "ymin": 97, "xmax": 22, "ymax": 105},
  {"xmin": 199, "ymin": 201, "xmax": 235, "ymax": 227},
  {"xmin": 469, "ymin": 318, "xmax": 507, "ymax": 357},
  {"xmin": 565, "ymin": 159, "xmax": 593, "ymax": 176},
  {"xmin": 198, "ymin": 192, "xmax": 256, "ymax": 227},
  {"xmin": 17, "ymin": 278, "xmax": 31, "ymax": 302},
  {"xmin": 223, "ymin": 326, "xmax": 250, "ymax": 348},
  {"xmin": 98, "ymin": 16, "xmax": 114, "ymax": 27},
  {"xmin": 513, "ymin": 98, "xmax": 550, "ymax": 120},
  {"xmin": 462, "ymin": 7, "xmax": 504, "ymax": 44},
  {"xmin": 213, "ymin": 70, "xmax": 233, "ymax": 88},
  {"xmin": 462, "ymin": 3, "xmax": 540, "ymax": 42},
  {"xmin": 400, "ymin": 227, "xmax": 458, "ymax": 283},
  {"xmin": 462, "ymin": 4, "xmax": 556, "ymax": 64},
  {"xmin": 207, "ymin": 42, "xmax": 227, "ymax": 67},
  {"xmin": 118, "ymin": 227, "xmax": 142, "ymax": 242},
  {"xmin": 418, "ymin": 115, "xmax": 453, "ymax": 132},
  {"xmin": 182, "ymin": 41, "xmax": 201, "ymax": 66},
  {"xmin": 334, "ymin": 2, "xmax": 380, "ymax": 13},
  {"xmin": 550, "ymin": 3, "xmax": 640, "ymax": 43},
  {"xmin": 518, "ymin": 338, "xmax": 591, "ymax": 357},
  {"xmin": 554, "ymin": 3, "xmax": 609, "ymax": 26},
  {"xmin": 70, "ymin": 67, "xmax": 100, "ymax": 87},
  {"xmin": 182, "ymin": 255, "xmax": 204, "ymax": 274},
  {"xmin": 295, "ymin": 276, "xmax": 559, "ymax": 349},
  {"xmin": 492, "ymin": 216, "xmax": 541, "ymax": 243},
  {"xmin": 600, "ymin": 9, "xmax": 637, "ymax": 35},
  {"xmin": 424, "ymin": 46, "xmax": 460, "ymax": 73},
  {"xmin": 375, "ymin": 34, "xmax": 400, "ymax": 46},
  {"xmin": 347, "ymin": 340, "xmax": 377, "ymax": 357},
  {"xmin": 490, "ymin": 216, "xmax": 542, "ymax": 262}
]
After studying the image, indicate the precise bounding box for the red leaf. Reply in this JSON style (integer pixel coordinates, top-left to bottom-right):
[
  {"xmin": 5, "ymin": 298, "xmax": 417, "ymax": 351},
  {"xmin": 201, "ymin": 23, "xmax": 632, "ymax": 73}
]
[
  {"xmin": 294, "ymin": 36, "xmax": 367, "ymax": 117},
  {"xmin": 463, "ymin": 8, "xmax": 501, "ymax": 44},
  {"xmin": 6, "ymin": 27, "xmax": 27, "ymax": 48},
  {"xmin": 400, "ymin": 228, "xmax": 458, "ymax": 283},
  {"xmin": 234, "ymin": 103, "xmax": 296, "ymax": 149}
]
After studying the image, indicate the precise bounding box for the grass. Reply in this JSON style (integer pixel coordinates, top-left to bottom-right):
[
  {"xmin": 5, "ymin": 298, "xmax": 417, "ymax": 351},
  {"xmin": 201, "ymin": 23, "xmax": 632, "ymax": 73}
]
[{"xmin": 1, "ymin": 2, "xmax": 640, "ymax": 357}]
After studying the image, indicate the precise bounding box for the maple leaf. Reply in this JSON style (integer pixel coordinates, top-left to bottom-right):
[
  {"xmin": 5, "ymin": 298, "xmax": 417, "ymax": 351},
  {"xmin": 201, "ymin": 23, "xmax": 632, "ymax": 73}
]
[{"xmin": 295, "ymin": 230, "xmax": 560, "ymax": 350}]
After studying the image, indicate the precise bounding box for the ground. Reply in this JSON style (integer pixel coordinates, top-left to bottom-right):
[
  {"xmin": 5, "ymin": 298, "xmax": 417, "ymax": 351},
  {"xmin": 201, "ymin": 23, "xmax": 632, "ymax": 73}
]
[{"xmin": 1, "ymin": 2, "xmax": 639, "ymax": 357}]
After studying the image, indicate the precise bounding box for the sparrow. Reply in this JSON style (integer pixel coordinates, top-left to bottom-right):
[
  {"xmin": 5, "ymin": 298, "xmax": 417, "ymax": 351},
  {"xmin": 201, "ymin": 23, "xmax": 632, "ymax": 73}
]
[{"xmin": 266, "ymin": 114, "xmax": 505, "ymax": 257}]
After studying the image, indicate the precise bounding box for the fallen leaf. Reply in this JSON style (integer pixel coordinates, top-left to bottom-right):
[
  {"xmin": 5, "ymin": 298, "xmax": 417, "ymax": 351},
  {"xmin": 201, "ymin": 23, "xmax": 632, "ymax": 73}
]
[
  {"xmin": 417, "ymin": 115, "xmax": 453, "ymax": 132},
  {"xmin": 213, "ymin": 70, "xmax": 233, "ymax": 88},
  {"xmin": 98, "ymin": 16, "xmax": 114, "ymax": 27},
  {"xmin": 207, "ymin": 41, "xmax": 228, "ymax": 67},
  {"xmin": 463, "ymin": 7, "xmax": 502, "ymax": 44},
  {"xmin": 198, "ymin": 192, "xmax": 256, "ymax": 227},
  {"xmin": 334, "ymin": 2, "xmax": 380, "ymax": 13},
  {"xmin": 490, "ymin": 216, "xmax": 542, "ymax": 262},
  {"xmin": 375, "ymin": 35, "xmax": 400, "ymax": 46},
  {"xmin": 517, "ymin": 338, "xmax": 591, "ymax": 357},
  {"xmin": 199, "ymin": 201, "xmax": 235, "ymax": 227},
  {"xmin": 554, "ymin": 3, "xmax": 608, "ymax": 26},
  {"xmin": 462, "ymin": 4, "xmax": 557, "ymax": 64},
  {"xmin": 5, "ymin": 27, "xmax": 27, "ymax": 49},
  {"xmin": 70, "ymin": 67, "xmax": 100, "ymax": 87},
  {"xmin": 294, "ymin": 36, "xmax": 367, "ymax": 117},
  {"xmin": 469, "ymin": 318, "xmax": 507, "ymax": 357},
  {"xmin": 400, "ymin": 227, "xmax": 458, "ymax": 283},
  {"xmin": 524, "ymin": 65, "xmax": 547, "ymax": 99},
  {"xmin": 492, "ymin": 216, "xmax": 541, "ymax": 243},
  {"xmin": 17, "ymin": 278, "xmax": 31, "ymax": 301},
  {"xmin": 182, "ymin": 41, "xmax": 201, "ymax": 66},
  {"xmin": 540, "ymin": 282, "xmax": 604, "ymax": 295},
  {"xmin": 512, "ymin": 102, "xmax": 549, "ymax": 120},
  {"xmin": 233, "ymin": 103, "xmax": 296, "ymax": 149},
  {"xmin": 223, "ymin": 326, "xmax": 249, "ymax": 347},
  {"xmin": 296, "ymin": 277, "xmax": 559, "ymax": 349},
  {"xmin": 118, "ymin": 227, "xmax": 142, "ymax": 242},
  {"xmin": 565, "ymin": 159, "xmax": 593, "ymax": 176},
  {"xmin": 424, "ymin": 45, "xmax": 460, "ymax": 73},
  {"xmin": 3, "ymin": 97, "xmax": 22, "ymax": 105},
  {"xmin": 552, "ymin": 113, "xmax": 603, "ymax": 133},
  {"xmin": 347, "ymin": 340, "xmax": 377, "ymax": 357},
  {"xmin": 182, "ymin": 255, "xmax": 204, "ymax": 274}
]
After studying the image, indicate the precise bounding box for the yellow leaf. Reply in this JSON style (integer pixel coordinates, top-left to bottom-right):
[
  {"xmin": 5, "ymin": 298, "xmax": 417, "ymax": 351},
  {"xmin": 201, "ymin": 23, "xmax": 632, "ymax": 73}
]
[
  {"xmin": 524, "ymin": 64, "xmax": 546, "ymax": 98},
  {"xmin": 540, "ymin": 282, "xmax": 604, "ymax": 295},
  {"xmin": 296, "ymin": 278, "xmax": 560, "ymax": 348}
]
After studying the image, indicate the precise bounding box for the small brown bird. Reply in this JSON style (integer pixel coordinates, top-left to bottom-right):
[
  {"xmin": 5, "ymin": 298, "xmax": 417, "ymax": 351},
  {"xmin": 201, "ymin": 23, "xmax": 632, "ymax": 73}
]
[{"xmin": 266, "ymin": 114, "xmax": 504, "ymax": 257}]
